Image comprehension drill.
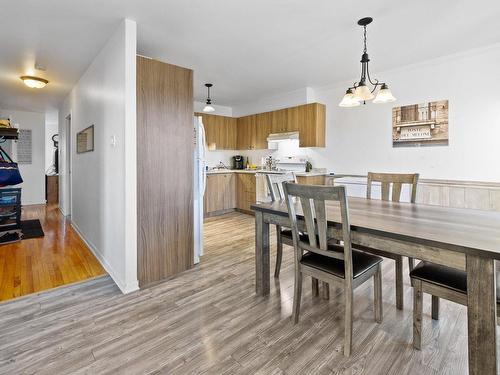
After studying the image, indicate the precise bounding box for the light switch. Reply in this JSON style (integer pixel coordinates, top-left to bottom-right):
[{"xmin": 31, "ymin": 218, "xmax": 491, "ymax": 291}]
[{"xmin": 110, "ymin": 135, "xmax": 117, "ymax": 147}]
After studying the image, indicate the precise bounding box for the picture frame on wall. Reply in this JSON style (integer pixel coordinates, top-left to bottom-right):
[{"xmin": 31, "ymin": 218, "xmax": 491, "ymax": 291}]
[
  {"xmin": 392, "ymin": 100, "xmax": 449, "ymax": 147},
  {"xmin": 76, "ymin": 125, "xmax": 94, "ymax": 153}
]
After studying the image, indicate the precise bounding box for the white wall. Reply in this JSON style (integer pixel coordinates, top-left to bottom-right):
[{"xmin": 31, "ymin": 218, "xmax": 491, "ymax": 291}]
[
  {"xmin": 217, "ymin": 44, "xmax": 500, "ymax": 183},
  {"xmin": 0, "ymin": 109, "xmax": 45, "ymax": 205},
  {"xmin": 58, "ymin": 19, "xmax": 137, "ymax": 293},
  {"xmin": 45, "ymin": 110, "xmax": 58, "ymax": 172}
]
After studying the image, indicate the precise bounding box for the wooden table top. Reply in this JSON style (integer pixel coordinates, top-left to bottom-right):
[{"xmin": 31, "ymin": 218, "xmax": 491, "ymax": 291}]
[{"xmin": 251, "ymin": 197, "xmax": 500, "ymax": 259}]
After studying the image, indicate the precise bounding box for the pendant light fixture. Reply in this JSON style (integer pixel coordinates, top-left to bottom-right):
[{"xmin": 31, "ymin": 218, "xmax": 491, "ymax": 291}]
[
  {"xmin": 203, "ymin": 83, "xmax": 215, "ymax": 112},
  {"xmin": 20, "ymin": 75, "xmax": 49, "ymax": 89},
  {"xmin": 339, "ymin": 17, "xmax": 396, "ymax": 107}
]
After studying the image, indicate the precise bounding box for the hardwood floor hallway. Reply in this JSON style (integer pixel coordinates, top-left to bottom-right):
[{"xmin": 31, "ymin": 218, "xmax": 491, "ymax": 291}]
[
  {"xmin": 0, "ymin": 212, "xmax": 472, "ymax": 374},
  {"xmin": 0, "ymin": 204, "xmax": 105, "ymax": 302}
]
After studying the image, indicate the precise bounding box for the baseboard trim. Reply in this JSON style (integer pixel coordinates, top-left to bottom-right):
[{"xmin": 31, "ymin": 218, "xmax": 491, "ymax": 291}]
[{"xmin": 70, "ymin": 221, "xmax": 139, "ymax": 294}]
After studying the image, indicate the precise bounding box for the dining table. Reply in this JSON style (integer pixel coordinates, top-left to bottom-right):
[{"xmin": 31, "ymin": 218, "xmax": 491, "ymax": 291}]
[{"xmin": 251, "ymin": 197, "xmax": 500, "ymax": 375}]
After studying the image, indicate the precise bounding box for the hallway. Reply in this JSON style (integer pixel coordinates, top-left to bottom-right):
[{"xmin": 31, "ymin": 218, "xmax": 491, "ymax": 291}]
[{"xmin": 0, "ymin": 204, "xmax": 105, "ymax": 301}]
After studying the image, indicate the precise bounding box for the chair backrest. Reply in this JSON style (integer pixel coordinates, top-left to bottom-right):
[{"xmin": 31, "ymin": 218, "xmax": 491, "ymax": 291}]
[
  {"xmin": 266, "ymin": 172, "xmax": 297, "ymax": 201},
  {"xmin": 283, "ymin": 183, "xmax": 354, "ymax": 281},
  {"xmin": 366, "ymin": 172, "xmax": 419, "ymax": 203}
]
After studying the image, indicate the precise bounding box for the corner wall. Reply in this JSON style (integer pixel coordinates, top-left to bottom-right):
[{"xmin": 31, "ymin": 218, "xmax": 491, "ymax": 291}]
[
  {"xmin": 0, "ymin": 109, "xmax": 45, "ymax": 205},
  {"xmin": 58, "ymin": 19, "xmax": 137, "ymax": 293}
]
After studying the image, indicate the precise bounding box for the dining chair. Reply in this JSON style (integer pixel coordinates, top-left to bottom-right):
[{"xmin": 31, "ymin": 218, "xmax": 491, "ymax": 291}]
[
  {"xmin": 410, "ymin": 261, "xmax": 500, "ymax": 350},
  {"xmin": 266, "ymin": 172, "xmax": 297, "ymax": 278},
  {"xmin": 283, "ymin": 182, "xmax": 383, "ymax": 356},
  {"xmin": 357, "ymin": 172, "xmax": 419, "ymax": 310}
]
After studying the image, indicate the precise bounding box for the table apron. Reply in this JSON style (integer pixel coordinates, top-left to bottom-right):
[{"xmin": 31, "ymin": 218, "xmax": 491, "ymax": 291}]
[{"xmin": 262, "ymin": 211, "xmax": 466, "ymax": 271}]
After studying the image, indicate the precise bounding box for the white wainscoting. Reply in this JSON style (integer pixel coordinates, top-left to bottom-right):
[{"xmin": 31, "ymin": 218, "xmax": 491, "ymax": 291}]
[{"xmin": 326, "ymin": 175, "xmax": 500, "ymax": 211}]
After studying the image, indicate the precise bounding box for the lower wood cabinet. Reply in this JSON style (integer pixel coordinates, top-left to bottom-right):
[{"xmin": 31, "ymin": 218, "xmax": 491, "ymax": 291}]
[
  {"xmin": 296, "ymin": 175, "xmax": 326, "ymax": 185},
  {"xmin": 204, "ymin": 172, "xmax": 259, "ymax": 217},
  {"xmin": 204, "ymin": 173, "xmax": 236, "ymax": 216},
  {"xmin": 236, "ymin": 173, "xmax": 256, "ymax": 213}
]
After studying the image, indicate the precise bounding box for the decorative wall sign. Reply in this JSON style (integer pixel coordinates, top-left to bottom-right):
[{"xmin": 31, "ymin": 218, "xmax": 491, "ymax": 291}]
[
  {"xmin": 392, "ymin": 100, "xmax": 449, "ymax": 147},
  {"xmin": 17, "ymin": 129, "xmax": 32, "ymax": 164},
  {"xmin": 77, "ymin": 125, "xmax": 94, "ymax": 154}
]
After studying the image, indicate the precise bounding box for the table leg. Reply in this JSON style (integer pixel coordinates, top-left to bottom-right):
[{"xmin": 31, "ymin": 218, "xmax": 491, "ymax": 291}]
[
  {"xmin": 466, "ymin": 254, "xmax": 497, "ymax": 375},
  {"xmin": 255, "ymin": 211, "xmax": 270, "ymax": 296}
]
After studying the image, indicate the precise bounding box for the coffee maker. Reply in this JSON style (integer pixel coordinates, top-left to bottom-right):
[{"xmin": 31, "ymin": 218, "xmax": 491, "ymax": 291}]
[{"xmin": 232, "ymin": 155, "xmax": 245, "ymax": 169}]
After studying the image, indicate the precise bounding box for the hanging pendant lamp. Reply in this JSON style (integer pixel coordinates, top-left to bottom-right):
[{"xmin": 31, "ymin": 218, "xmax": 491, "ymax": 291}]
[
  {"xmin": 339, "ymin": 17, "xmax": 396, "ymax": 107},
  {"xmin": 203, "ymin": 83, "xmax": 215, "ymax": 112}
]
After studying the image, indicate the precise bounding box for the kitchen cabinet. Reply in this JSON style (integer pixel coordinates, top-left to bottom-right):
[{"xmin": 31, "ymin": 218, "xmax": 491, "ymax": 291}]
[
  {"xmin": 271, "ymin": 108, "xmax": 288, "ymax": 133},
  {"xmin": 255, "ymin": 112, "xmax": 272, "ymax": 149},
  {"xmin": 297, "ymin": 103, "xmax": 326, "ymax": 147},
  {"xmin": 204, "ymin": 173, "xmax": 236, "ymax": 216},
  {"xmin": 196, "ymin": 113, "xmax": 237, "ymax": 150},
  {"xmin": 296, "ymin": 175, "xmax": 326, "ymax": 185},
  {"xmin": 198, "ymin": 102, "xmax": 326, "ymax": 150},
  {"xmin": 236, "ymin": 173, "xmax": 256, "ymax": 213},
  {"xmin": 236, "ymin": 115, "xmax": 256, "ymax": 150}
]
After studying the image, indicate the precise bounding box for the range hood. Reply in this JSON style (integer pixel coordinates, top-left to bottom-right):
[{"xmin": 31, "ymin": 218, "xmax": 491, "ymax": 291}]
[
  {"xmin": 267, "ymin": 131, "xmax": 299, "ymax": 142},
  {"xmin": 267, "ymin": 131, "xmax": 299, "ymax": 149}
]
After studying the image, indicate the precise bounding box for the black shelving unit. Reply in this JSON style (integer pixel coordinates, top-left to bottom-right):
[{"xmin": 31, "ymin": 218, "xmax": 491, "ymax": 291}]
[{"xmin": 0, "ymin": 188, "xmax": 22, "ymax": 233}]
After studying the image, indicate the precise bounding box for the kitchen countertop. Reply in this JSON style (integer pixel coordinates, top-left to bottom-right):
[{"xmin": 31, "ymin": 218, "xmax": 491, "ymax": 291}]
[{"xmin": 206, "ymin": 169, "xmax": 328, "ymax": 177}]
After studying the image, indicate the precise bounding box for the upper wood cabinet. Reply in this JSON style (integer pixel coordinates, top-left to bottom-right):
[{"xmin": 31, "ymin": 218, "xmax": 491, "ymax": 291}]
[
  {"xmin": 297, "ymin": 103, "xmax": 326, "ymax": 147},
  {"xmin": 236, "ymin": 115, "xmax": 257, "ymax": 150},
  {"xmin": 198, "ymin": 102, "xmax": 326, "ymax": 150},
  {"xmin": 195, "ymin": 113, "xmax": 237, "ymax": 150}
]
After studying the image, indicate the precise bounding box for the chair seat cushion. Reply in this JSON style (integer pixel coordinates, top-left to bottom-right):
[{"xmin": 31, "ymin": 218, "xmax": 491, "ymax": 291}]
[
  {"xmin": 300, "ymin": 247, "xmax": 383, "ymax": 279},
  {"xmin": 410, "ymin": 261, "xmax": 474, "ymax": 296}
]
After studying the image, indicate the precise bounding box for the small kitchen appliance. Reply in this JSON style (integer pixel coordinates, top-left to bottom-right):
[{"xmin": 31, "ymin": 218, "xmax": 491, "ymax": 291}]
[{"xmin": 232, "ymin": 155, "xmax": 245, "ymax": 169}]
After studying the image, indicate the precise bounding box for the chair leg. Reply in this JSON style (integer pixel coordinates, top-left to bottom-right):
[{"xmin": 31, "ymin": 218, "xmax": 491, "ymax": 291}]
[
  {"xmin": 431, "ymin": 295, "xmax": 439, "ymax": 320},
  {"xmin": 274, "ymin": 226, "xmax": 283, "ymax": 278},
  {"xmin": 292, "ymin": 270, "xmax": 303, "ymax": 324},
  {"xmin": 408, "ymin": 257, "xmax": 415, "ymax": 272},
  {"xmin": 321, "ymin": 282, "xmax": 330, "ymax": 299},
  {"xmin": 311, "ymin": 278, "xmax": 319, "ymax": 297},
  {"xmin": 413, "ymin": 279, "xmax": 423, "ymax": 350},
  {"xmin": 374, "ymin": 265, "xmax": 383, "ymax": 323},
  {"xmin": 344, "ymin": 288, "xmax": 354, "ymax": 357},
  {"xmin": 395, "ymin": 256, "xmax": 404, "ymax": 310}
]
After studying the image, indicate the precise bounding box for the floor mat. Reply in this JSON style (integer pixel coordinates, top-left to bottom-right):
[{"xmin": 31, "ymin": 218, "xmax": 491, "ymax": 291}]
[{"xmin": 21, "ymin": 219, "xmax": 44, "ymax": 239}]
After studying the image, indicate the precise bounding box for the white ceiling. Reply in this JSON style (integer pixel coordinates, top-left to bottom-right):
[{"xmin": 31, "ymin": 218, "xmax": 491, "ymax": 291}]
[{"xmin": 1, "ymin": 0, "xmax": 499, "ymax": 112}]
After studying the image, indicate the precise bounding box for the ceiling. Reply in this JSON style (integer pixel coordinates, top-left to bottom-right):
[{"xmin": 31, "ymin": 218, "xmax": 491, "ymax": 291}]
[{"xmin": 1, "ymin": 0, "xmax": 499, "ymax": 112}]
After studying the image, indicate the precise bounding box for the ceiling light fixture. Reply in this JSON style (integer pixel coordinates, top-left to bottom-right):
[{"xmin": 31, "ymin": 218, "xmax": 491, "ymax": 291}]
[
  {"xmin": 339, "ymin": 17, "xmax": 396, "ymax": 107},
  {"xmin": 20, "ymin": 75, "xmax": 49, "ymax": 89},
  {"xmin": 203, "ymin": 83, "xmax": 215, "ymax": 112}
]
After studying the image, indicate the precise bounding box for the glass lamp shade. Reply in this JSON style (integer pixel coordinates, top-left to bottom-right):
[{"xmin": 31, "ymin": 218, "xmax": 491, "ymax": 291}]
[
  {"xmin": 373, "ymin": 85, "xmax": 396, "ymax": 103},
  {"xmin": 20, "ymin": 76, "xmax": 48, "ymax": 89},
  {"xmin": 203, "ymin": 104, "xmax": 215, "ymax": 112},
  {"xmin": 354, "ymin": 83, "xmax": 374, "ymax": 101},
  {"xmin": 339, "ymin": 89, "xmax": 361, "ymax": 107}
]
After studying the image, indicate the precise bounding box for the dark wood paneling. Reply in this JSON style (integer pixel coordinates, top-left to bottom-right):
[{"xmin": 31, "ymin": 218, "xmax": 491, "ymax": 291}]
[{"xmin": 137, "ymin": 56, "xmax": 194, "ymax": 287}]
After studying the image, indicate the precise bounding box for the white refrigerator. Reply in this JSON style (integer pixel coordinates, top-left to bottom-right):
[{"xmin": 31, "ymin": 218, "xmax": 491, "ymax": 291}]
[{"xmin": 193, "ymin": 115, "xmax": 207, "ymax": 264}]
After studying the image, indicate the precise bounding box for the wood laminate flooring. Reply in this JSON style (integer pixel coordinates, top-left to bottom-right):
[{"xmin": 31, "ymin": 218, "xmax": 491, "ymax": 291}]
[
  {"xmin": 0, "ymin": 204, "xmax": 106, "ymax": 302},
  {"xmin": 0, "ymin": 212, "xmax": 477, "ymax": 374}
]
